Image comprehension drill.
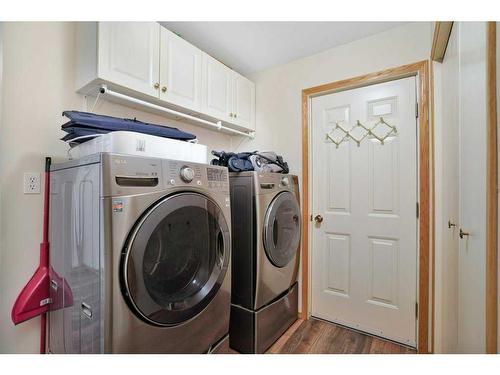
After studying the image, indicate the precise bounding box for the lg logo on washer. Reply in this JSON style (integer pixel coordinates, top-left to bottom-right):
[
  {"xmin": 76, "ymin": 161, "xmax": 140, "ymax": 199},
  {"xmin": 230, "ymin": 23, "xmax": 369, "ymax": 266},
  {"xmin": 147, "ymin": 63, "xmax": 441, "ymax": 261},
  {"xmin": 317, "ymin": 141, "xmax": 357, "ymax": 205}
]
[{"xmin": 112, "ymin": 199, "xmax": 124, "ymax": 213}]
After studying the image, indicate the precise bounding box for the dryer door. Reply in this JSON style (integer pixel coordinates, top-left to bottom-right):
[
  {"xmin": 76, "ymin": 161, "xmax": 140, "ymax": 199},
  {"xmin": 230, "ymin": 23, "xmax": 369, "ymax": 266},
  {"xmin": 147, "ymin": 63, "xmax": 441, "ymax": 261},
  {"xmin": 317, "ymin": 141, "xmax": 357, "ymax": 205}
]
[
  {"xmin": 263, "ymin": 191, "xmax": 301, "ymax": 268},
  {"xmin": 122, "ymin": 192, "xmax": 230, "ymax": 326}
]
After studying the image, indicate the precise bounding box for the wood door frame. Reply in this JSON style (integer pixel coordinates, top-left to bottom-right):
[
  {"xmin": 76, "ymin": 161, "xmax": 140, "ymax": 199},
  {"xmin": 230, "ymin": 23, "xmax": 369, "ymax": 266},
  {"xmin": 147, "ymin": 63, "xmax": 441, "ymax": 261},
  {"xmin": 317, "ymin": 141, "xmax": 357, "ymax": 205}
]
[
  {"xmin": 486, "ymin": 21, "xmax": 498, "ymax": 354},
  {"xmin": 431, "ymin": 22, "xmax": 454, "ymax": 63},
  {"xmin": 301, "ymin": 60, "xmax": 431, "ymax": 353}
]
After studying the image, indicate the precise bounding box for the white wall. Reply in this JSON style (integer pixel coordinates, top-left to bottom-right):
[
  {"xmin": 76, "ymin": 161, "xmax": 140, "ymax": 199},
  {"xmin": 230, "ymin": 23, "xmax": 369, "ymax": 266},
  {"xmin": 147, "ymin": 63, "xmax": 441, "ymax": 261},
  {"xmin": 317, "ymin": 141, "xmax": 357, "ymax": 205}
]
[{"xmin": 0, "ymin": 22, "xmax": 234, "ymax": 354}]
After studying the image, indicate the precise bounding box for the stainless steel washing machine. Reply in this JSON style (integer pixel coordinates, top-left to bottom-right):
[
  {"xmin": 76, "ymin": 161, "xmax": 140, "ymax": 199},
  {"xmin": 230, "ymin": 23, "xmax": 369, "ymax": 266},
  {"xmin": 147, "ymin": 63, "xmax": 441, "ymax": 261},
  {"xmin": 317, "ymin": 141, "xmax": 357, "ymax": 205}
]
[
  {"xmin": 229, "ymin": 172, "xmax": 301, "ymax": 353},
  {"xmin": 48, "ymin": 153, "xmax": 231, "ymax": 353}
]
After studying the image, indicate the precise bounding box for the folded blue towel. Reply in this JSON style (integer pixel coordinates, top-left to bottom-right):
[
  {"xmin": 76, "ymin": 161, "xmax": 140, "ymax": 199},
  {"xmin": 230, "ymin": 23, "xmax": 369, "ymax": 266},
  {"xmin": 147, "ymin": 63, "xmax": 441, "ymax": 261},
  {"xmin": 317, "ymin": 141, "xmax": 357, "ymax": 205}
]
[{"xmin": 61, "ymin": 111, "xmax": 196, "ymax": 143}]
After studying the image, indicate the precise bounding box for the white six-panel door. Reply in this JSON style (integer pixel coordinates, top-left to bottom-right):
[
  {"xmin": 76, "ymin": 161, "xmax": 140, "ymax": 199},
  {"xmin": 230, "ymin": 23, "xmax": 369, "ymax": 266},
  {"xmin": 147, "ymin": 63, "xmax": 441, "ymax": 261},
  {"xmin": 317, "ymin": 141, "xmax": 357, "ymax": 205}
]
[
  {"xmin": 311, "ymin": 77, "xmax": 418, "ymax": 346},
  {"xmin": 98, "ymin": 22, "xmax": 160, "ymax": 97}
]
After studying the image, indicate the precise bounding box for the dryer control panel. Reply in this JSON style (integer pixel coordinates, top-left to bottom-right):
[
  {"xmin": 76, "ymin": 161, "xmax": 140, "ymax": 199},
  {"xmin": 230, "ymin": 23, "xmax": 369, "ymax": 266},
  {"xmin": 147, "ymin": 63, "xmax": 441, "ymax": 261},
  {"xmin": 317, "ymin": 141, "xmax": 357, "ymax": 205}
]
[{"xmin": 255, "ymin": 172, "xmax": 297, "ymax": 195}]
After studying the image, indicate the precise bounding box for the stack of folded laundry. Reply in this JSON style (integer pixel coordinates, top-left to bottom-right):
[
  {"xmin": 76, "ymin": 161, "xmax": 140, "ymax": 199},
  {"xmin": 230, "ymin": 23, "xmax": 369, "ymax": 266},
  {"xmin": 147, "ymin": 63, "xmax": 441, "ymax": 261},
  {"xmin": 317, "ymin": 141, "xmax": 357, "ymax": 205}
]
[
  {"xmin": 211, "ymin": 150, "xmax": 289, "ymax": 173},
  {"xmin": 60, "ymin": 110, "xmax": 196, "ymax": 146}
]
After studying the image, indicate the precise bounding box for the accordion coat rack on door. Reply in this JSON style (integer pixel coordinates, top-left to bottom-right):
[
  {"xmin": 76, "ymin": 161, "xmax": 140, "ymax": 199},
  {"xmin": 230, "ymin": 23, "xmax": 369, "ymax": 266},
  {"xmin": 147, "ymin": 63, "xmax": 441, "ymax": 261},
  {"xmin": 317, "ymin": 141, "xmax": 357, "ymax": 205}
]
[{"xmin": 326, "ymin": 117, "xmax": 398, "ymax": 148}]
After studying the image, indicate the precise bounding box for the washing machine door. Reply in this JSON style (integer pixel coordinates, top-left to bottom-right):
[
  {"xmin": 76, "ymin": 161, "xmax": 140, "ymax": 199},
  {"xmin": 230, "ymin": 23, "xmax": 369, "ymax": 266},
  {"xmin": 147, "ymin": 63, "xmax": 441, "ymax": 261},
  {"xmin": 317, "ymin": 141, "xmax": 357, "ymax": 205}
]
[
  {"xmin": 263, "ymin": 191, "xmax": 301, "ymax": 268},
  {"xmin": 122, "ymin": 192, "xmax": 230, "ymax": 326}
]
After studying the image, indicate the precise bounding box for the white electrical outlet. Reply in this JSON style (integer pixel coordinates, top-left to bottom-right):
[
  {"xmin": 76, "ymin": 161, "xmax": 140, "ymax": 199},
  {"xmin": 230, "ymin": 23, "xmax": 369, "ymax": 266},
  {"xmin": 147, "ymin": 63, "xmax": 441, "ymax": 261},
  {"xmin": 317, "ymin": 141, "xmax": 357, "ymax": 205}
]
[{"xmin": 24, "ymin": 172, "xmax": 41, "ymax": 194}]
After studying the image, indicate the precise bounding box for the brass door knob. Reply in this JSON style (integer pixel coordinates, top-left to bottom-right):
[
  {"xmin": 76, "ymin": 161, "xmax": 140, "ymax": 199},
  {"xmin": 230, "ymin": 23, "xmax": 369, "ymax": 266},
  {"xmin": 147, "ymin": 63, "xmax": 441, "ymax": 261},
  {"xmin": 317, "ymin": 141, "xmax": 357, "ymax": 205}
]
[
  {"xmin": 161, "ymin": 86, "xmax": 167, "ymax": 93},
  {"xmin": 314, "ymin": 215, "xmax": 324, "ymax": 223},
  {"xmin": 459, "ymin": 228, "xmax": 470, "ymax": 239},
  {"xmin": 154, "ymin": 83, "xmax": 160, "ymax": 89}
]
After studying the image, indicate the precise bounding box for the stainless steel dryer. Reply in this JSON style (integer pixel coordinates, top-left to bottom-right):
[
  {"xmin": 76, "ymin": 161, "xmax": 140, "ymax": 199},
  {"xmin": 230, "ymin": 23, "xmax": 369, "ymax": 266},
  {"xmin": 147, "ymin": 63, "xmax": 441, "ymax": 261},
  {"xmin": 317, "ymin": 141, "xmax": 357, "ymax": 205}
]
[
  {"xmin": 48, "ymin": 153, "xmax": 231, "ymax": 353},
  {"xmin": 229, "ymin": 172, "xmax": 301, "ymax": 353}
]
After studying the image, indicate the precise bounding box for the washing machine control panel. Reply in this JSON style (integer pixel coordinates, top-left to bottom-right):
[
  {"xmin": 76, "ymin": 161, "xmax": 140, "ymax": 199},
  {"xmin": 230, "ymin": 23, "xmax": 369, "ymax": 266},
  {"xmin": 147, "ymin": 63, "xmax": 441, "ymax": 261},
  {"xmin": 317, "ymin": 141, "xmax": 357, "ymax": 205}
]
[
  {"xmin": 163, "ymin": 160, "xmax": 229, "ymax": 193},
  {"xmin": 165, "ymin": 160, "xmax": 203, "ymax": 186},
  {"xmin": 206, "ymin": 167, "xmax": 229, "ymax": 191},
  {"xmin": 179, "ymin": 166, "xmax": 195, "ymax": 182},
  {"xmin": 103, "ymin": 154, "xmax": 230, "ymax": 196}
]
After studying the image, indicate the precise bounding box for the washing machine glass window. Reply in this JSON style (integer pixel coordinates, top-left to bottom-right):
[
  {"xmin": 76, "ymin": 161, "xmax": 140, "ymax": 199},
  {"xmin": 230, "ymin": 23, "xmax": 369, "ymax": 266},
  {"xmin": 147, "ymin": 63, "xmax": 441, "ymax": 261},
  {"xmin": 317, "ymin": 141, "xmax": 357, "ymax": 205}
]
[
  {"xmin": 122, "ymin": 192, "xmax": 230, "ymax": 326},
  {"xmin": 263, "ymin": 191, "xmax": 301, "ymax": 268}
]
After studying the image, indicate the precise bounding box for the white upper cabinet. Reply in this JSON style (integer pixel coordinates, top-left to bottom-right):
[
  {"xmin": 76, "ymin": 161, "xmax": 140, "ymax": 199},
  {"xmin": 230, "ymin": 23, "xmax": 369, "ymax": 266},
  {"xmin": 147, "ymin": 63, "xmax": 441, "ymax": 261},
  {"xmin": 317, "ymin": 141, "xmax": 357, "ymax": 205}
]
[
  {"xmin": 232, "ymin": 73, "xmax": 256, "ymax": 130},
  {"xmin": 202, "ymin": 54, "xmax": 256, "ymax": 130},
  {"xmin": 76, "ymin": 22, "xmax": 256, "ymax": 132},
  {"xmin": 98, "ymin": 22, "xmax": 160, "ymax": 97},
  {"xmin": 159, "ymin": 28, "xmax": 202, "ymax": 111},
  {"xmin": 201, "ymin": 53, "xmax": 233, "ymax": 122}
]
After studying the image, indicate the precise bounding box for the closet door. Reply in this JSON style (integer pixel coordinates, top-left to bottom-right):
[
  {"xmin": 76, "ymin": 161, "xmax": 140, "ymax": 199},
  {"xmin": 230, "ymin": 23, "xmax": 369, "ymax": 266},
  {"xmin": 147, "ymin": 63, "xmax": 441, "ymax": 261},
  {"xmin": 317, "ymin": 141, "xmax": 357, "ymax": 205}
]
[
  {"xmin": 98, "ymin": 22, "xmax": 160, "ymax": 97},
  {"xmin": 201, "ymin": 53, "xmax": 233, "ymax": 122},
  {"xmin": 436, "ymin": 22, "xmax": 490, "ymax": 354},
  {"xmin": 435, "ymin": 22, "xmax": 460, "ymax": 354},
  {"xmin": 159, "ymin": 28, "xmax": 202, "ymax": 111},
  {"xmin": 457, "ymin": 22, "xmax": 487, "ymax": 354}
]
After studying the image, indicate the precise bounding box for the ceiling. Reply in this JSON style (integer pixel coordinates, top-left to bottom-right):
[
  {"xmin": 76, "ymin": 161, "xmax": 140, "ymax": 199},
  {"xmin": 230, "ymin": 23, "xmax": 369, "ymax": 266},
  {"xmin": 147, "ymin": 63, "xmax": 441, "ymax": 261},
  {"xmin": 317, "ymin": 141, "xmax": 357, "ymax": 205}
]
[{"xmin": 159, "ymin": 22, "xmax": 408, "ymax": 75}]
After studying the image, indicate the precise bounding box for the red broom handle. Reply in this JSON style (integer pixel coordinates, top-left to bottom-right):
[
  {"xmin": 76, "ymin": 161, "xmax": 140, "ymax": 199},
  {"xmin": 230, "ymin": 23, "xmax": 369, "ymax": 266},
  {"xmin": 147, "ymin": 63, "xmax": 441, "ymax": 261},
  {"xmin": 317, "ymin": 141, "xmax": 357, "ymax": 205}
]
[
  {"xmin": 40, "ymin": 157, "xmax": 51, "ymax": 354},
  {"xmin": 40, "ymin": 314, "xmax": 46, "ymax": 354},
  {"xmin": 42, "ymin": 158, "xmax": 50, "ymax": 245}
]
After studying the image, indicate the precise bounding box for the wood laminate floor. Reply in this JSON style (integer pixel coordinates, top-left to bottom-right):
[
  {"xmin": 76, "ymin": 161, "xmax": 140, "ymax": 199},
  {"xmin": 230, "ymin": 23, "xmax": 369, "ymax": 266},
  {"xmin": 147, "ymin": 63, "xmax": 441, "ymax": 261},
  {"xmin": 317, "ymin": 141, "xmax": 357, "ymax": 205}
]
[{"xmin": 250, "ymin": 318, "xmax": 415, "ymax": 354}]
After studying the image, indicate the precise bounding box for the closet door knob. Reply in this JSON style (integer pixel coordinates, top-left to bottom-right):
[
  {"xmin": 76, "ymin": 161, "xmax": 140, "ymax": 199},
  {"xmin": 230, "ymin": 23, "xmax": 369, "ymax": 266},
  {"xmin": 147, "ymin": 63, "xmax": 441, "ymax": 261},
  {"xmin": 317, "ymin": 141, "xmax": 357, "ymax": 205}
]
[
  {"xmin": 459, "ymin": 228, "xmax": 470, "ymax": 239},
  {"xmin": 448, "ymin": 220, "xmax": 456, "ymax": 228},
  {"xmin": 154, "ymin": 83, "xmax": 160, "ymax": 89},
  {"xmin": 314, "ymin": 215, "xmax": 323, "ymax": 223},
  {"xmin": 162, "ymin": 86, "xmax": 167, "ymax": 93}
]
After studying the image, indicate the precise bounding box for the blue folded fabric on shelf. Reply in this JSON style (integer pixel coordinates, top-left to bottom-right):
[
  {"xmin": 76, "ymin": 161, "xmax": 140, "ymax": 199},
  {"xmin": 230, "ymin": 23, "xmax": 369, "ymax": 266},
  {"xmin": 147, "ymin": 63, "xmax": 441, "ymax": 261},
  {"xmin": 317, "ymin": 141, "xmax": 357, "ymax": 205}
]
[
  {"xmin": 61, "ymin": 110, "xmax": 196, "ymax": 143},
  {"xmin": 61, "ymin": 126, "xmax": 110, "ymax": 143}
]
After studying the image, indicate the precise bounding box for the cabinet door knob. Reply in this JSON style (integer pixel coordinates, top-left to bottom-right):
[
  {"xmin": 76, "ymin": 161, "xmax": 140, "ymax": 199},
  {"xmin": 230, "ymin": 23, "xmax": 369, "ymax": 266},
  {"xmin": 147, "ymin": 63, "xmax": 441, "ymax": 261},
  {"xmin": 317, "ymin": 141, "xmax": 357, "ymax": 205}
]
[
  {"xmin": 234, "ymin": 113, "xmax": 237, "ymax": 118},
  {"xmin": 154, "ymin": 83, "xmax": 160, "ymax": 89},
  {"xmin": 162, "ymin": 86, "xmax": 167, "ymax": 93},
  {"xmin": 448, "ymin": 220, "xmax": 456, "ymax": 228},
  {"xmin": 459, "ymin": 228, "xmax": 470, "ymax": 239},
  {"xmin": 229, "ymin": 113, "xmax": 233, "ymax": 118},
  {"xmin": 314, "ymin": 215, "xmax": 323, "ymax": 223}
]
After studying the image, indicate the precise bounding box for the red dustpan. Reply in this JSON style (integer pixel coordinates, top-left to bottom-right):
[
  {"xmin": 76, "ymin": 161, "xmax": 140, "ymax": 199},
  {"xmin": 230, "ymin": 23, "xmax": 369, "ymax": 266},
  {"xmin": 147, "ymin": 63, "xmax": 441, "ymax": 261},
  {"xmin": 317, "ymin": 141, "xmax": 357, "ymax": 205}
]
[{"xmin": 11, "ymin": 157, "xmax": 73, "ymax": 353}]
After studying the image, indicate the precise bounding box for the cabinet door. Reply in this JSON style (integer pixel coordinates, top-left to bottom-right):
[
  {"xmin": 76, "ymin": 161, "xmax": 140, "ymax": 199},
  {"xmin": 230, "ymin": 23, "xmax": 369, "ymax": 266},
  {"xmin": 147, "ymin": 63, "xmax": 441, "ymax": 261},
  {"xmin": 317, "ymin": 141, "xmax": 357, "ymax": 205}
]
[
  {"xmin": 232, "ymin": 73, "xmax": 256, "ymax": 130},
  {"xmin": 98, "ymin": 22, "xmax": 160, "ymax": 97},
  {"xmin": 160, "ymin": 28, "xmax": 202, "ymax": 110},
  {"xmin": 201, "ymin": 53, "xmax": 232, "ymax": 121}
]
